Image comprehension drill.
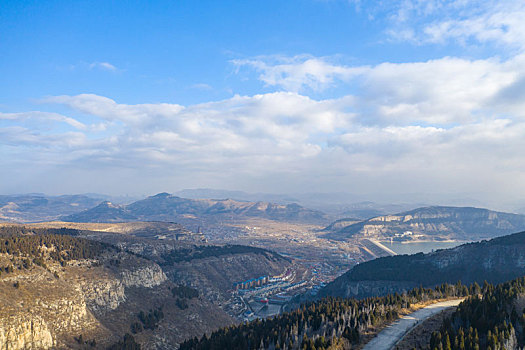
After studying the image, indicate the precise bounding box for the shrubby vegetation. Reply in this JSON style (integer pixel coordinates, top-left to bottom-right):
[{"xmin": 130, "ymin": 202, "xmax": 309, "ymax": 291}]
[
  {"xmin": 0, "ymin": 233, "xmax": 109, "ymax": 264},
  {"xmin": 171, "ymin": 284, "xmax": 199, "ymax": 310},
  {"xmin": 430, "ymin": 277, "xmax": 525, "ymax": 350},
  {"xmin": 160, "ymin": 244, "xmax": 286, "ymax": 265},
  {"xmin": 0, "ymin": 225, "xmax": 81, "ymax": 237},
  {"xmin": 180, "ymin": 282, "xmax": 471, "ymax": 350},
  {"xmin": 172, "ymin": 284, "xmax": 199, "ymax": 299},
  {"xmin": 107, "ymin": 333, "xmax": 141, "ymax": 350},
  {"xmin": 130, "ymin": 308, "xmax": 165, "ymax": 334},
  {"xmin": 0, "ymin": 226, "xmax": 111, "ymax": 272},
  {"xmin": 74, "ymin": 334, "xmax": 96, "ymax": 348}
]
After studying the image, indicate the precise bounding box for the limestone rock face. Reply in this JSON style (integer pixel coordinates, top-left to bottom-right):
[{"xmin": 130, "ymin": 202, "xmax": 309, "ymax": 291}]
[
  {"xmin": 0, "ymin": 316, "xmax": 54, "ymax": 349},
  {"xmin": 121, "ymin": 264, "xmax": 167, "ymax": 288},
  {"xmin": 82, "ymin": 278, "xmax": 126, "ymax": 312},
  {"xmin": 0, "ymin": 251, "xmax": 172, "ymax": 349}
]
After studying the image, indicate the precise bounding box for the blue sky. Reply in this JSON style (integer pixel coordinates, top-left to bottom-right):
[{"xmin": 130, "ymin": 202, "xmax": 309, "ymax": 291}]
[
  {"xmin": 1, "ymin": 0, "xmax": 525, "ymax": 209},
  {"xmin": 1, "ymin": 0, "xmax": 391, "ymax": 105}
]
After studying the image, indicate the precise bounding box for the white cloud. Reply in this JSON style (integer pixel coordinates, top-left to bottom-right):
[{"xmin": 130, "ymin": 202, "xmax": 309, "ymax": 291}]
[
  {"xmin": 0, "ymin": 111, "xmax": 87, "ymax": 130},
  {"xmin": 232, "ymin": 54, "xmax": 524, "ymax": 126},
  {"xmin": 89, "ymin": 62, "xmax": 118, "ymax": 71},
  {"xmin": 232, "ymin": 55, "xmax": 368, "ymax": 92},
  {"xmin": 4, "ymin": 46, "xmax": 525, "ymax": 200},
  {"xmin": 3, "ymin": 53, "xmax": 525, "ymax": 198},
  {"xmin": 42, "ymin": 94, "xmax": 184, "ymax": 126},
  {"xmin": 378, "ymin": 0, "xmax": 525, "ymax": 49}
]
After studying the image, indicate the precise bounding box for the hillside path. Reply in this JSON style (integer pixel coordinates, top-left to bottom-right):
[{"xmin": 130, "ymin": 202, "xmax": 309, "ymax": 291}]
[{"xmin": 362, "ymin": 299, "xmax": 464, "ymax": 350}]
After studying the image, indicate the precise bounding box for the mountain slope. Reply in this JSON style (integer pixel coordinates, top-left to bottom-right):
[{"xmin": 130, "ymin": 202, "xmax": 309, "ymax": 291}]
[
  {"xmin": 64, "ymin": 192, "xmax": 328, "ymax": 224},
  {"xmin": 62, "ymin": 201, "xmax": 138, "ymax": 223},
  {"xmin": 0, "ymin": 194, "xmax": 103, "ymax": 223},
  {"xmin": 0, "ymin": 226, "xmax": 233, "ymax": 349},
  {"xmin": 323, "ymin": 206, "xmax": 525, "ymax": 241},
  {"xmin": 320, "ymin": 230, "xmax": 525, "ymax": 299}
]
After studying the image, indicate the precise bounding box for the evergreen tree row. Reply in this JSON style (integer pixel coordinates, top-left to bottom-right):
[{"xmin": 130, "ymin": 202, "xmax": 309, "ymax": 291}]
[
  {"xmin": 180, "ymin": 282, "xmax": 471, "ymax": 350},
  {"xmin": 430, "ymin": 277, "xmax": 525, "ymax": 350},
  {"xmin": 160, "ymin": 244, "xmax": 286, "ymax": 265},
  {"xmin": 0, "ymin": 227, "xmax": 110, "ymax": 265}
]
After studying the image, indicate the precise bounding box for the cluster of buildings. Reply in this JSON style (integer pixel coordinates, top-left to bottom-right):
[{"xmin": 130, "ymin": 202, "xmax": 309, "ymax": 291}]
[{"xmin": 233, "ymin": 275, "xmax": 269, "ymax": 290}]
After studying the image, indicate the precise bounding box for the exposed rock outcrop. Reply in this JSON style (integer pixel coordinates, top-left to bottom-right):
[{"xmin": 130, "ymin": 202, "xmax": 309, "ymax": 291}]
[
  {"xmin": 121, "ymin": 265, "xmax": 167, "ymax": 288},
  {"xmin": 0, "ymin": 316, "xmax": 54, "ymax": 349}
]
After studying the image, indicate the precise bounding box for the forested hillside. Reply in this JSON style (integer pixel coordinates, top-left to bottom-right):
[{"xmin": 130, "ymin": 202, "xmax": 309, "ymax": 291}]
[
  {"xmin": 0, "ymin": 226, "xmax": 109, "ymax": 266},
  {"xmin": 180, "ymin": 283, "xmax": 472, "ymax": 350},
  {"xmin": 0, "ymin": 225, "xmax": 233, "ymax": 349},
  {"xmin": 321, "ymin": 231, "xmax": 525, "ymax": 299},
  {"xmin": 430, "ymin": 277, "xmax": 525, "ymax": 350}
]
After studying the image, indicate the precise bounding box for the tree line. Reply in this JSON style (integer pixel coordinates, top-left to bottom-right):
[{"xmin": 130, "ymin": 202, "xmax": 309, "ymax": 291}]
[
  {"xmin": 160, "ymin": 244, "xmax": 286, "ymax": 265},
  {"xmin": 430, "ymin": 277, "xmax": 525, "ymax": 350},
  {"xmin": 180, "ymin": 282, "xmax": 472, "ymax": 350},
  {"xmin": 0, "ymin": 226, "xmax": 110, "ymax": 271}
]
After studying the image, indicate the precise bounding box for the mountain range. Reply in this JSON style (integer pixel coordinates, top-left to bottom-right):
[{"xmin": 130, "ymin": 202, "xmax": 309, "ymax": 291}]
[
  {"xmin": 0, "ymin": 194, "xmax": 104, "ymax": 223},
  {"xmin": 323, "ymin": 206, "xmax": 525, "ymax": 241},
  {"xmin": 62, "ymin": 192, "xmax": 329, "ymax": 224},
  {"xmin": 175, "ymin": 188, "xmax": 426, "ymax": 217}
]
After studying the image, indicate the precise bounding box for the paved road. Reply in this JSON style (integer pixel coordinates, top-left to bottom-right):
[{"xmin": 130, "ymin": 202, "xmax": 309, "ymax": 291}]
[{"xmin": 362, "ymin": 299, "xmax": 464, "ymax": 350}]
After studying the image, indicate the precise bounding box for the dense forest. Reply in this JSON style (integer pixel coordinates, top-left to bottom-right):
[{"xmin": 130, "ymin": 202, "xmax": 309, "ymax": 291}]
[
  {"xmin": 180, "ymin": 282, "xmax": 472, "ymax": 350},
  {"xmin": 328, "ymin": 231, "xmax": 525, "ymax": 289},
  {"xmin": 430, "ymin": 277, "xmax": 525, "ymax": 350},
  {"xmin": 160, "ymin": 244, "xmax": 288, "ymax": 265},
  {"xmin": 0, "ymin": 225, "xmax": 82, "ymax": 237},
  {"xmin": 0, "ymin": 226, "xmax": 110, "ymax": 270}
]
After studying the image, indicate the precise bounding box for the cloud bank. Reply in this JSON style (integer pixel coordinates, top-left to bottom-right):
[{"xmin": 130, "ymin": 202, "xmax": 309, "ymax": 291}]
[
  {"xmin": 2, "ymin": 0, "xmax": 525, "ymax": 206},
  {"xmin": 3, "ymin": 50, "xmax": 525, "ymax": 201}
]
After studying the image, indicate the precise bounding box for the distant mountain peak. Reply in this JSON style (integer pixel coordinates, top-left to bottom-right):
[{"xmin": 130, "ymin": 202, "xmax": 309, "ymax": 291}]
[{"xmin": 152, "ymin": 192, "xmax": 172, "ymax": 198}]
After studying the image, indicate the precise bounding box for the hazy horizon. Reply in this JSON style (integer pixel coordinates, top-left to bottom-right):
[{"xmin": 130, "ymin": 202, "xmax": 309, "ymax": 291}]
[
  {"xmin": 2, "ymin": 1, "xmax": 525, "ymax": 209},
  {"xmin": 2, "ymin": 188, "xmax": 525, "ymax": 215}
]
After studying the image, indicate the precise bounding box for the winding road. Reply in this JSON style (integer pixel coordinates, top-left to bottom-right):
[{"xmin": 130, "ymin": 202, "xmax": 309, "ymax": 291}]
[{"xmin": 362, "ymin": 299, "xmax": 464, "ymax": 350}]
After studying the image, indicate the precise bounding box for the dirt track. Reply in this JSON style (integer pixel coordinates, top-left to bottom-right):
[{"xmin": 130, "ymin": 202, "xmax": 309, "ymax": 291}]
[{"xmin": 362, "ymin": 299, "xmax": 463, "ymax": 350}]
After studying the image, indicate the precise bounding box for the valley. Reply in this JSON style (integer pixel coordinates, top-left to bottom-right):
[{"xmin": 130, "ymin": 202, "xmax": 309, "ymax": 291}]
[{"xmin": 2, "ymin": 193, "xmax": 525, "ymax": 349}]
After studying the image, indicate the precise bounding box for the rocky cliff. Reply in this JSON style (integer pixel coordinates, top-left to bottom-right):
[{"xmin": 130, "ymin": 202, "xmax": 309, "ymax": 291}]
[
  {"xmin": 107, "ymin": 238, "xmax": 293, "ymax": 305},
  {"xmin": 0, "ymin": 229, "xmax": 233, "ymax": 349},
  {"xmin": 0, "ymin": 315, "xmax": 54, "ymax": 349}
]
